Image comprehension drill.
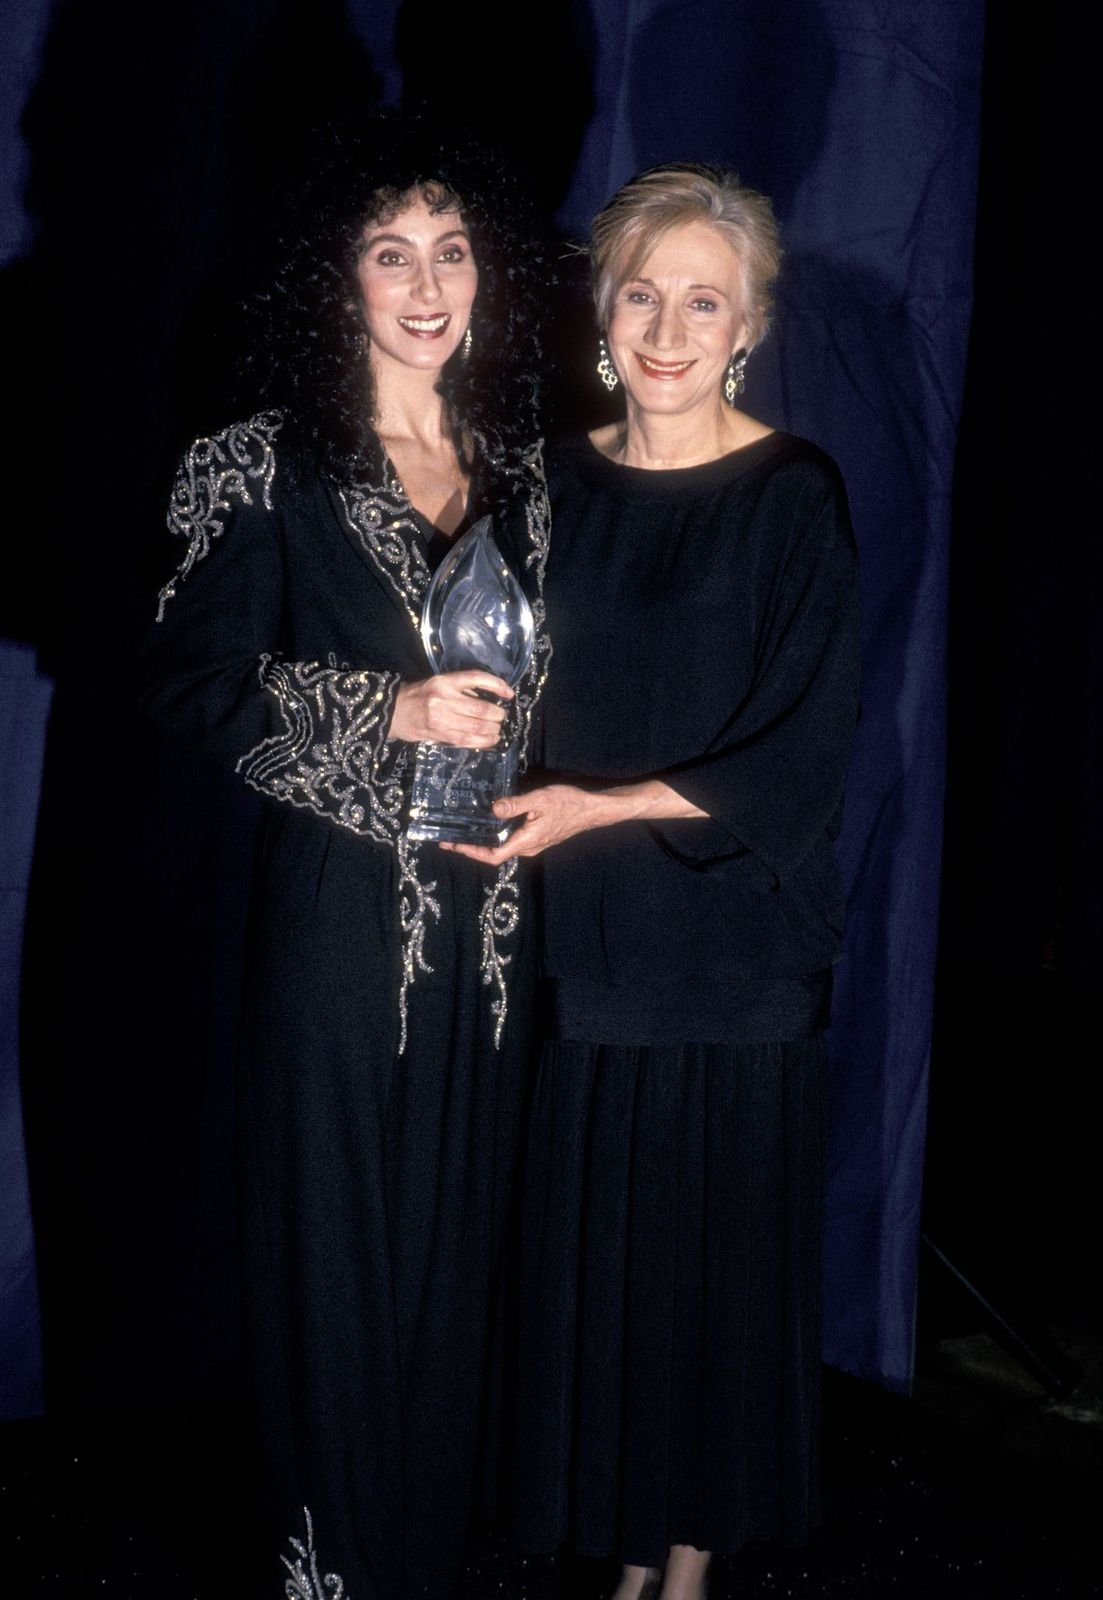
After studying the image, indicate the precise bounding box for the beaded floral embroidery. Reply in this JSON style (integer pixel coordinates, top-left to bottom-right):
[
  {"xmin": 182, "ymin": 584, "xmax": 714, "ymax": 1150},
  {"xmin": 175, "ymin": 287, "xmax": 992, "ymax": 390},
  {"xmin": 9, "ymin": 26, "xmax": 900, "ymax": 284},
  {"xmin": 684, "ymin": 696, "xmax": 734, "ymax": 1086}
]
[
  {"xmin": 236, "ymin": 657, "xmax": 404, "ymax": 842},
  {"xmin": 280, "ymin": 1507, "xmax": 345, "ymax": 1599},
  {"xmin": 156, "ymin": 412, "xmax": 282, "ymax": 621}
]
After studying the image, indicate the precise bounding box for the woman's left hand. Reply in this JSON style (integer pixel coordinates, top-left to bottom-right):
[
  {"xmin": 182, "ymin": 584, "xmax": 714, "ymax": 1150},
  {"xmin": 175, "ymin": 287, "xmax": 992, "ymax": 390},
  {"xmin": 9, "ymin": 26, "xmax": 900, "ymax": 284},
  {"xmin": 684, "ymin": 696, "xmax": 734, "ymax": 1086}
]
[{"xmin": 442, "ymin": 783, "xmax": 603, "ymax": 865}]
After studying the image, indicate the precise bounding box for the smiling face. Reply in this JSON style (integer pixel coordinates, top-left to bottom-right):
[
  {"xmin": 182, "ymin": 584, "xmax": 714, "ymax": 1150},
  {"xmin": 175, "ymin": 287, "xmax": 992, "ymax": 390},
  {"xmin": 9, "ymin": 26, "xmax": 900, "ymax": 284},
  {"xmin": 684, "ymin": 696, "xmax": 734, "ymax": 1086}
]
[
  {"xmin": 606, "ymin": 219, "xmax": 749, "ymax": 420},
  {"xmin": 354, "ymin": 190, "xmax": 478, "ymax": 381}
]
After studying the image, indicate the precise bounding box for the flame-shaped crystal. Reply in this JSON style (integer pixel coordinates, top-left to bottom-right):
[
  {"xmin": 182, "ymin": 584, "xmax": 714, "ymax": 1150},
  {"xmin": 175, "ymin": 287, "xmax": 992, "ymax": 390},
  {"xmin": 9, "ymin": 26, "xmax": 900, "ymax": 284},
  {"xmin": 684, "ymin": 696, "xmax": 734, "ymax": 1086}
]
[{"xmin": 420, "ymin": 516, "xmax": 534, "ymax": 687}]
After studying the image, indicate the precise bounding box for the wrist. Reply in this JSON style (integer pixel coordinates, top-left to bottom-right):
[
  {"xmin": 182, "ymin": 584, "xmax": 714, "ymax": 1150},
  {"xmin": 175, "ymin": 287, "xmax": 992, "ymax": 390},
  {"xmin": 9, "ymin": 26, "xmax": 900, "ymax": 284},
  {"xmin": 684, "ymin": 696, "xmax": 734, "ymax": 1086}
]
[
  {"xmin": 591, "ymin": 782, "xmax": 648, "ymax": 828},
  {"xmin": 593, "ymin": 779, "xmax": 705, "ymax": 826}
]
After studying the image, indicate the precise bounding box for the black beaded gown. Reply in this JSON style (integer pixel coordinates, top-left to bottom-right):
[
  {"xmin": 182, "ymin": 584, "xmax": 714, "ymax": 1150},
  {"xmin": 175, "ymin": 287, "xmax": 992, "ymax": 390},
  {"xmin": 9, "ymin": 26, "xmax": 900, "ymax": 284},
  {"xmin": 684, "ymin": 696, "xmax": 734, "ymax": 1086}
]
[
  {"xmin": 513, "ymin": 432, "xmax": 860, "ymax": 1568},
  {"xmin": 142, "ymin": 413, "xmax": 551, "ymax": 1600}
]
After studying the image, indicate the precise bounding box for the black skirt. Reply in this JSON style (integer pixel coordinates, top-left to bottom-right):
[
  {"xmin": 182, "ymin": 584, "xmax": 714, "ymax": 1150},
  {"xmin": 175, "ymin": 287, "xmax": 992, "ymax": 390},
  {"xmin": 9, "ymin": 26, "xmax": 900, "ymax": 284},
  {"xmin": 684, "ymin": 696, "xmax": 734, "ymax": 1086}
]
[
  {"xmin": 239, "ymin": 816, "xmax": 532, "ymax": 1599},
  {"xmin": 512, "ymin": 1036, "xmax": 825, "ymax": 1568}
]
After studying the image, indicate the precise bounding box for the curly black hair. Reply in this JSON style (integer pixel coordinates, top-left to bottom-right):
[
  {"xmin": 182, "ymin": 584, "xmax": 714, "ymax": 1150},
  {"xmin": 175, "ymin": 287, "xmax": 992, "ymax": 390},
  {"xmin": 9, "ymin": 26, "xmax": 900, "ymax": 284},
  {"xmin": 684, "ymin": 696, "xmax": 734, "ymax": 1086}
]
[{"xmin": 241, "ymin": 112, "xmax": 549, "ymax": 506}]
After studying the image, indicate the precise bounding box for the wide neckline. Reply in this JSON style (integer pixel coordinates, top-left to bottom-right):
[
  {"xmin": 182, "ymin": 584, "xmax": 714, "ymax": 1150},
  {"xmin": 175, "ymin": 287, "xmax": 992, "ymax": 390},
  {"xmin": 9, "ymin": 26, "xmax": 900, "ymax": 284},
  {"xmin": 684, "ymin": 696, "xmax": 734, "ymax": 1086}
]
[{"xmin": 559, "ymin": 428, "xmax": 795, "ymax": 495}]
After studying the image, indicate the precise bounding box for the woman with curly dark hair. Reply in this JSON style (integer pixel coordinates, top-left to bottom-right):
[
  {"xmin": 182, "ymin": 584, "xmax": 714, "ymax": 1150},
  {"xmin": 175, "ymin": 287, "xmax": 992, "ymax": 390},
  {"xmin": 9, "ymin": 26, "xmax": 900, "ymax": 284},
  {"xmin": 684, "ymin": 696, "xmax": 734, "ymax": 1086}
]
[{"xmin": 142, "ymin": 116, "xmax": 551, "ymax": 1600}]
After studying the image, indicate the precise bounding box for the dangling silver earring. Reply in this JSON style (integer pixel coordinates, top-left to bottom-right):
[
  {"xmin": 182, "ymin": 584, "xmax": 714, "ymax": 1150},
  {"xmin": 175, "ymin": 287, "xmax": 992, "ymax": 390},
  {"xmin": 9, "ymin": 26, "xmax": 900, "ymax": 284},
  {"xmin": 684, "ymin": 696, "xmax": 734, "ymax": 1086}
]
[
  {"xmin": 597, "ymin": 336, "xmax": 619, "ymax": 392},
  {"xmin": 462, "ymin": 325, "xmax": 472, "ymax": 360},
  {"xmin": 724, "ymin": 349, "xmax": 747, "ymax": 405}
]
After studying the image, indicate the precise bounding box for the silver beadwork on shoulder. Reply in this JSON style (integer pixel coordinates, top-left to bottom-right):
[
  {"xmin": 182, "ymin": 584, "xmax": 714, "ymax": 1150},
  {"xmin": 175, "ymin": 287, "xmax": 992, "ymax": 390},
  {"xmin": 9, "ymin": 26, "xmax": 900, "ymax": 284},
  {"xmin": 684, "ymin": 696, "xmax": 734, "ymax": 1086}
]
[
  {"xmin": 156, "ymin": 411, "xmax": 282, "ymax": 620},
  {"xmin": 280, "ymin": 1506, "xmax": 345, "ymax": 1599}
]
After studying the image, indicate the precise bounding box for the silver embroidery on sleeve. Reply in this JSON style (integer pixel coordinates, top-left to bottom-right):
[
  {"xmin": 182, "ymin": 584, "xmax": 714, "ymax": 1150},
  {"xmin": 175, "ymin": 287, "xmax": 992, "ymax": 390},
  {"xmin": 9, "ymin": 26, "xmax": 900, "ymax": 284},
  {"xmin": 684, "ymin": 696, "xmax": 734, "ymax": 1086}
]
[
  {"xmin": 238, "ymin": 657, "xmax": 404, "ymax": 842},
  {"xmin": 156, "ymin": 411, "xmax": 282, "ymax": 620},
  {"xmin": 281, "ymin": 1506, "xmax": 345, "ymax": 1599},
  {"xmin": 239, "ymin": 652, "xmax": 444, "ymax": 1051}
]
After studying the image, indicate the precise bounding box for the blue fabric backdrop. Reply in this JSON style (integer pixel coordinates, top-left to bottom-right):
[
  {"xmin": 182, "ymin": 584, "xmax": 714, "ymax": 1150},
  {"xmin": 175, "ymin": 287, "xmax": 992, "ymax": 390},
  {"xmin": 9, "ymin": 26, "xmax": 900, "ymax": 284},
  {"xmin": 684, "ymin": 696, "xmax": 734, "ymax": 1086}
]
[
  {"xmin": 0, "ymin": 0, "xmax": 982, "ymax": 1418},
  {"xmin": 0, "ymin": 644, "xmax": 50, "ymax": 1422},
  {"xmin": 1, "ymin": 0, "xmax": 53, "ymax": 1422}
]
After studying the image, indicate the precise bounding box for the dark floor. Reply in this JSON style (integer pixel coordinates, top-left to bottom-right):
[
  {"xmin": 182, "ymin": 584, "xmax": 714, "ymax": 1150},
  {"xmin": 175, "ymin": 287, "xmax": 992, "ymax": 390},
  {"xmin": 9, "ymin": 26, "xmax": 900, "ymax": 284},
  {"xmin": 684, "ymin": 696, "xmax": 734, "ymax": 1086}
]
[{"xmin": 4, "ymin": 1348, "xmax": 1101, "ymax": 1600}]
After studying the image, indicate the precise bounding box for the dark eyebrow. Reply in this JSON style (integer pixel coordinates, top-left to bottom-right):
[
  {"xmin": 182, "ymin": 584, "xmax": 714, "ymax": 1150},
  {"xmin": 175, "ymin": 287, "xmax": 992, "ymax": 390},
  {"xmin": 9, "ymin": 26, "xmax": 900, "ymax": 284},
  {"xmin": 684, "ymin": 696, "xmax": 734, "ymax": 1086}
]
[{"xmin": 362, "ymin": 227, "xmax": 470, "ymax": 252}]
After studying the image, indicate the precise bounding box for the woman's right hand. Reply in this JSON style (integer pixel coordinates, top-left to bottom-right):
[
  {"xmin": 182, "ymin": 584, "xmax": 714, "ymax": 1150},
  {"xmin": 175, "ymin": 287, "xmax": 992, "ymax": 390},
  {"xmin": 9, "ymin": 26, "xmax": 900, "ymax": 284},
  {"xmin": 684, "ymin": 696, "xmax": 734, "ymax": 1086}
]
[{"xmin": 387, "ymin": 671, "xmax": 513, "ymax": 748}]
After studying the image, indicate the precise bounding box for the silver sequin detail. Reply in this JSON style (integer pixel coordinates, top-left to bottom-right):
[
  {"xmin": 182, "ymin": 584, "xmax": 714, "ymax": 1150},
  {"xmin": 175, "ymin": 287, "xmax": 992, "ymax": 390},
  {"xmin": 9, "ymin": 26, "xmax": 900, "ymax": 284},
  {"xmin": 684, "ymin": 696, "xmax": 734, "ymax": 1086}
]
[
  {"xmin": 156, "ymin": 411, "xmax": 282, "ymax": 621},
  {"xmin": 162, "ymin": 418, "xmax": 552, "ymax": 1053},
  {"xmin": 507, "ymin": 441, "xmax": 553, "ymax": 766},
  {"xmin": 280, "ymin": 1507, "xmax": 345, "ymax": 1599},
  {"xmin": 238, "ymin": 657, "xmax": 404, "ymax": 841},
  {"xmin": 241, "ymin": 649, "xmax": 437, "ymax": 1051},
  {"xmin": 475, "ymin": 443, "xmax": 552, "ymax": 1044},
  {"xmin": 479, "ymin": 856, "xmax": 522, "ymax": 1048},
  {"xmin": 339, "ymin": 441, "xmax": 553, "ymax": 1050},
  {"xmin": 338, "ymin": 454, "xmax": 432, "ymax": 631},
  {"xmin": 395, "ymin": 832, "xmax": 442, "ymax": 1055}
]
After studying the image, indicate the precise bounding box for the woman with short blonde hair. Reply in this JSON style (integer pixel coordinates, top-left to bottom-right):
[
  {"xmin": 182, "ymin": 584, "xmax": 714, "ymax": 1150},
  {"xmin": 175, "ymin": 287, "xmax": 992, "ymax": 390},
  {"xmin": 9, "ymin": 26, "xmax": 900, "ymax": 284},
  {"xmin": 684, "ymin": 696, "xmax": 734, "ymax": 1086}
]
[
  {"xmin": 590, "ymin": 162, "xmax": 782, "ymax": 347},
  {"xmin": 452, "ymin": 162, "xmax": 859, "ymax": 1600}
]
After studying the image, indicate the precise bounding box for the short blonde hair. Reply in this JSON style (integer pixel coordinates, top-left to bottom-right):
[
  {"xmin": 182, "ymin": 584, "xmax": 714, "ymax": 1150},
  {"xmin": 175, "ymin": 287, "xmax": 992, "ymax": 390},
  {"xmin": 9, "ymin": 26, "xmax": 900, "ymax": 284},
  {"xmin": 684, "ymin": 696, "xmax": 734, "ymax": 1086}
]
[{"xmin": 591, "ymin": 163, "xmax": 781, "ymax": 349}]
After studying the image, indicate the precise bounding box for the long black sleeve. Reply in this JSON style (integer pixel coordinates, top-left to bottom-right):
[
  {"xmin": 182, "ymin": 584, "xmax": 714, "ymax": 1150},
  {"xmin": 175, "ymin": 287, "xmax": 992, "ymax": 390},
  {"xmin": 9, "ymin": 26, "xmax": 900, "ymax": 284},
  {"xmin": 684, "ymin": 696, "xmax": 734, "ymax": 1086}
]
[
  {"xmin": 141, "ymin": 417, "xmax": 404, "ymax": 841},
  {"xmin": 658, "ymin": 476, "xmax": 859, "ymax": 885}
]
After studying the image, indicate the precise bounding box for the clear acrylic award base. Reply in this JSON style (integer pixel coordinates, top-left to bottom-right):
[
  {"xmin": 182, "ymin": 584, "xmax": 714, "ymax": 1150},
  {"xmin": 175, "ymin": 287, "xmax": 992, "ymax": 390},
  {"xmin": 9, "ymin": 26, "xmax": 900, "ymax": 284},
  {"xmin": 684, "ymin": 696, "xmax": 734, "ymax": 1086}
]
[{"xmin": 407, "ymin": 739, "xmax": 521, "ymax": 846}]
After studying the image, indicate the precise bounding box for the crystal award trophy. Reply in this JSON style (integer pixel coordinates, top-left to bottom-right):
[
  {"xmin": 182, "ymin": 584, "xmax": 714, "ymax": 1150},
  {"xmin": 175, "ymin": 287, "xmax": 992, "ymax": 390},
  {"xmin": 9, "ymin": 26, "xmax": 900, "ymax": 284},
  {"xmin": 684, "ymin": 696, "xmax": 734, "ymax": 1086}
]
[{"xmin": 407, "ymin": 516, "xmax": 535, "ymax": 846}]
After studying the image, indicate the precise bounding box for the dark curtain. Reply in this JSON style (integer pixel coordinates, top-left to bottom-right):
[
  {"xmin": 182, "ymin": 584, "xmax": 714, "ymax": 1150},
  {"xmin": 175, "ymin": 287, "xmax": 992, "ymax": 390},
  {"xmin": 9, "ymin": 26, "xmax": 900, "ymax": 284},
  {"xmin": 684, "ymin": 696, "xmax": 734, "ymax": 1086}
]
[
  {"xmin": 924, "ymin": 11, "xmax": 1101, "ymax": 1338},
  {"xmin": 2, "ymin": 0, "xmax": 986, "ymax": 1420},
  {"xmin": 0, "ymin": 0, "xmax": 53, "ymax": 1424}
]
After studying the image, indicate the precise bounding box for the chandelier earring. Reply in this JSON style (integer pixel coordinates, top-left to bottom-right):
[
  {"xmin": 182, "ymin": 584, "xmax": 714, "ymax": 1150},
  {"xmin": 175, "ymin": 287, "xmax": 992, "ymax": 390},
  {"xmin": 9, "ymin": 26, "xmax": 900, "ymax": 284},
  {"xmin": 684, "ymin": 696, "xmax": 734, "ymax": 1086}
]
[
  {"xmin": 462, "ymin": 325, "xmax": 473, "ymax": 360},
  {"xmin": 596, "ymin": 336, "xmax": 619, "ymax": 392},
  {"xmin": 724, "ymin": 349, "xmax": 748, "ymax": 405}
]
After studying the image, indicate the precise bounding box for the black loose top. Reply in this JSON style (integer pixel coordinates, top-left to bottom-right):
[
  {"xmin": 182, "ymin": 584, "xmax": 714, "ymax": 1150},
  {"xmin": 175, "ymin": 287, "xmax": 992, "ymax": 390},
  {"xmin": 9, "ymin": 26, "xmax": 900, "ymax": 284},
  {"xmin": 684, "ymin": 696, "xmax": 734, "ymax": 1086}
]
[{"xmin": 537, "ymin": 431, "xmax": 861, "ymax": 1045}]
